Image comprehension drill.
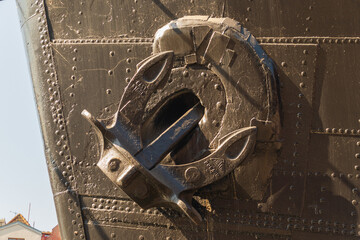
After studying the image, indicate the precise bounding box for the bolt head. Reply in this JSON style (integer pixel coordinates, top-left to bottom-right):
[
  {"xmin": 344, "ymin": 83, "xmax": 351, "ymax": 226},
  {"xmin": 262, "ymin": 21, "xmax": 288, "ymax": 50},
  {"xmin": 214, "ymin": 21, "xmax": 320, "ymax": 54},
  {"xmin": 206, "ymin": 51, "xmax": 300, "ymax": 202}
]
[{"xmin": 108, "ymin": 159, "xmax": 121, "ymax": 172}]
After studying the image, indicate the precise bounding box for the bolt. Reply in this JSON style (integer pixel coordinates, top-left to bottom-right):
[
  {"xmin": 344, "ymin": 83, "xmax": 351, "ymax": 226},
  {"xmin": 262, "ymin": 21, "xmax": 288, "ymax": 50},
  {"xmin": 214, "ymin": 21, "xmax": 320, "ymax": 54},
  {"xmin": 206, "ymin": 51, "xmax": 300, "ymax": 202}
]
[{"xmin": 108, "ymin": 159, "xmax": 120, "ymax": 172}]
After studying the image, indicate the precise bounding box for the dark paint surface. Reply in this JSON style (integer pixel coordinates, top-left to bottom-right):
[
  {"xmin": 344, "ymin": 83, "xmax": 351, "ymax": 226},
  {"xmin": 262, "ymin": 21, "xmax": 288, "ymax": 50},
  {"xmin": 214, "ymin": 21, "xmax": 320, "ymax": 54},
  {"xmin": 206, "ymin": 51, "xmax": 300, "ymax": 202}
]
[{"xmin": 17, "ymin": 0, "xmax": 360, "ymax": 239}]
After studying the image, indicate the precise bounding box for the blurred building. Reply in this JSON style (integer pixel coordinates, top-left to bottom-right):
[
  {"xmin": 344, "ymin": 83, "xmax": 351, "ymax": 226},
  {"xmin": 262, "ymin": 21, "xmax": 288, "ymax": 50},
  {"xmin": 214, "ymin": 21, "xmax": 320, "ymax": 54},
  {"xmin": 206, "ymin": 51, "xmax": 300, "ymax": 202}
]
[
  {"xmin": 41, "ymin": 225, "xmax": 61, "ymax": 240},
  {"xmin": 0, "ymin": 214, "xmax": 42, "ymax": 240},
  {"xmin": 0, "ymin": 214, "xmax": 60, "ymax": 240}
]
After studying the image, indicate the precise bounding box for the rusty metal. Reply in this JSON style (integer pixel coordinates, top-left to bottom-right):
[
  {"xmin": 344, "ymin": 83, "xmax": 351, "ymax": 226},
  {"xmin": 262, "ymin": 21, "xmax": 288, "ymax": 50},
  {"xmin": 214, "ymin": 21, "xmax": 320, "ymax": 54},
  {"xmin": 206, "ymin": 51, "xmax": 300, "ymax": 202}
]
[{"xmin": 17, "ymin": 0, "xmax": 360, "ymax": 239}]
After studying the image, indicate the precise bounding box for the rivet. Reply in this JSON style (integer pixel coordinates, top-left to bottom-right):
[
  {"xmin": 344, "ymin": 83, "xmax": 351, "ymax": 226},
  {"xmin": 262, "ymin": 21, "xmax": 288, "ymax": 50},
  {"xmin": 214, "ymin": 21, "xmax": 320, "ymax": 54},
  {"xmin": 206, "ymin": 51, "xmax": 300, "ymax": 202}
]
[
  {"xmin": 245, "ymin": 18, "xmax": 249, "ymax": 22},
  {"xmin": 106, "ymin": 89, "xmax": 112, "ymax": 94},
  {"xmin": 79, "ymin": 11, "xmax": 83, "ymax": 15},
  {"xmin": 139, "ymin": 235, "xmax": 145, "ymax": 240},
  {"xmin": 357, "ymin": 141, "xmax": 360, "ymax": 146},
  {"xmin": 352, "ymin": 188, "xmax": 358, "ymax": 193},
  {"xmin": 300, "ymin": 71, "xmax": 306, "ymax": 77},
  {"xmin": 125, "ymin": 77, "xmax": 131, "ymax": 83},
  {"xmin": 126, "ymin": 58, "xmax": 131, "ymax": 63},
  {"xmin": 108, "ymin": 70, "xmax": 113, "ymax": 76},
  {"xmin": 299, "ymin": 82, "xmax": 305, "ymax": 88},
  {"xmin": 201, "ymin": 72, "xmax": 207, "ymax": 77},
  {"xmin": 72, "ymin": 66, "xmax": 77, "ymax": 71},
  {"xmin": 246, "ymin": 7, "xmax": 251, "ymax": 12},
  {"xmin": 182, "ymin": 70, "xmax": 189, "ymax": 77},
  {"xmin": 214, "ymin": 83, "xmax": 221, "ymax": 90},
  {"xmin": 73, "ymin": 48, "xmax": 78, "ymax": 53},
  {"xmin": 355, "ymin": 153, "xmax": 360, "ymax": 158},
  {"xmin": 70, "ymin": 93, "xmax": 75, "ymax": 97},
  {"xmin": 352, "ymin": 200, "xmax": 358, "ymax": 206},
  {"xmin": 331, "ymin": 172, "xmax": 336, "ymax": 178},
  {"xmin": 109, "ymin": 51, "xmax": 115, "ymax": 57},
  {"xmin": 281, "ymin": 62, "xmax": 286, "ymax": 67},
  {"xmin": 303, "ymin": 50, "xmax": 308, "ymax": 54},
  {"xmin": 126, "ymin": 68, "xmax": 131, "ymax": 73}
]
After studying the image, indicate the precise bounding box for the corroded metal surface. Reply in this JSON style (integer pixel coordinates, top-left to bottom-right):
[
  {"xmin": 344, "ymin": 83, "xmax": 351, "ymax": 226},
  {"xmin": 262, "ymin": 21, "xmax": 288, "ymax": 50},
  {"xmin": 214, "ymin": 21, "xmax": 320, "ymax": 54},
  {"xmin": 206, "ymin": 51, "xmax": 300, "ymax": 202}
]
[{"xmin": 17, "ymin": 0, "xmax": 360, "ymax": 239}]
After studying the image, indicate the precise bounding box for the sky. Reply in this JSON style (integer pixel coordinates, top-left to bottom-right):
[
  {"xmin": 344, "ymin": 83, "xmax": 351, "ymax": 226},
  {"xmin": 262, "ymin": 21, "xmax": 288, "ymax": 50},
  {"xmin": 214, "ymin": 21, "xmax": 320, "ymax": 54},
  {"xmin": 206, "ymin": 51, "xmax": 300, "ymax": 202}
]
[{"xmin": 0, "ymin": 0, "xmax": 58, "ymax": 231}]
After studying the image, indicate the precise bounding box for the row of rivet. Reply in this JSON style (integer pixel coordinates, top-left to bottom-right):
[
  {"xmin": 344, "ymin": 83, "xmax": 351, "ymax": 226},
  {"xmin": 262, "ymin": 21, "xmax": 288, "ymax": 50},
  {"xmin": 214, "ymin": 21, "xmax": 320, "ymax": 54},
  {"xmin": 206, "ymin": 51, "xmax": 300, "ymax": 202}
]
[
  {"xmin": 216, "ymin": 211, "xmax": 356, "ymax": 236},
  {"xmin": 90, "ymin": 197, "xmax": 181, "ymax": 217},
  {"xmin": 353, "ymin": 129, "xmax": 360, "ymax": 225},
  {"xmin": 274, "ymin": 169, "xmax": 360, "ymax": 179},
  {"xmin": 259, "ymin": 37, "xmax": 360, "ymax": 44},
  {"xmin": 52, "ymin": 38, "xmax": 154, "ymax": 44},
  {"xmin": 35, "ymin": 0, "xmax": 85, "ymax": 239},
  {"xmin": 312, "ymin": 128, "xmax": 360, "ymax": 135},
  {"xmin": 90, "ymin": 194, "xmax": 356, "ymax": 236}
]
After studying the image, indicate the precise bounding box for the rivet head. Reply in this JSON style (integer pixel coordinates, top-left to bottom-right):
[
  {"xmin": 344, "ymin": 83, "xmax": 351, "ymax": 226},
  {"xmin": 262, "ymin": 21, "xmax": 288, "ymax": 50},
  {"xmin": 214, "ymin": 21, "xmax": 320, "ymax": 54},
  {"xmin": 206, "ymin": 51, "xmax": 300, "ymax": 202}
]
[
  {"xmin": 355, "ymin": 153, "xmax": 360, "ymax": 158},
  {"xmin": 281, "ymin": 62, "xmax": 286, "ymax": 67},
  {"xmin": 108, "ymin": 159, "xmax": 120, "ymax": 172},
  {"xmin": 352, "ymin": 200, "xmax": 358, "ymax": 206},
  {"xmin": 214, "ymin": 83, "xmax": 221, "ymax": 90},
  {"xmin": 185, "ymin": 167, "xmax": 201, "ymax": 183}
]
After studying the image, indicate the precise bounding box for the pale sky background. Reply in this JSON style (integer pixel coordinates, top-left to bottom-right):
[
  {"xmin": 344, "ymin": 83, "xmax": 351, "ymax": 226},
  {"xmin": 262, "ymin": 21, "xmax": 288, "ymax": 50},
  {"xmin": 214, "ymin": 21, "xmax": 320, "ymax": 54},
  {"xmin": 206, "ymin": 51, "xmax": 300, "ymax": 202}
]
[{"xmin": 0, "ymin": 0, "xmax": 58, "ymax": 231}]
